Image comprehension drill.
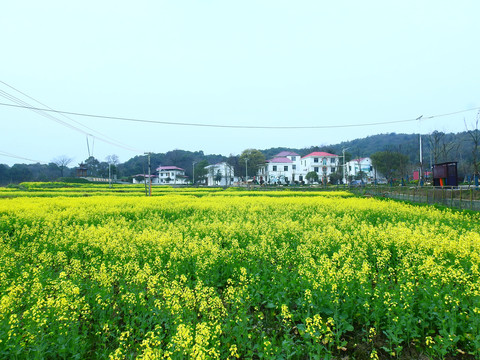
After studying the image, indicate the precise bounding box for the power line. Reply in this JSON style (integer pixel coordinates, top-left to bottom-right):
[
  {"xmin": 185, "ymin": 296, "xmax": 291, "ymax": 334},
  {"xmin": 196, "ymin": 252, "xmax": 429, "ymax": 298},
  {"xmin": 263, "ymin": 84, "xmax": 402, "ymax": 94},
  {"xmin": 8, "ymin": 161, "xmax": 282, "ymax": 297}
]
[
  {"xmin": 1, "ymin": 101, "xmax": 479, "ymax": 129},
  {"xmin": 0, "ymin": 81, "xmax": 141, "ymax": 152},
  {"xmin": 0, "ymin": 150, "xmax": 42, "ymax": 163},
  {"xmin": 0, "ymin": 83, "xmax": 142, "ymax": 153}
]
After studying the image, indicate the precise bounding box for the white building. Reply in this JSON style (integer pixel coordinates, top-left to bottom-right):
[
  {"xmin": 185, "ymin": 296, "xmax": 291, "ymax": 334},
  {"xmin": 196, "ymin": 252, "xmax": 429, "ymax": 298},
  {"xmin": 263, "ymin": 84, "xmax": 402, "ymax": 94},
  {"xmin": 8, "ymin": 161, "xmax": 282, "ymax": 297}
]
[
  {"xmin": 344, "ymin": 157, "xmax": 375, "ymax": 183},
  {"xmin": 156, "ymin": 166, "xmax": 189, "ymax": 184},
  {"xmin": 262, "ymin": 151, "xmax": 340, "ymax": 184},
  {"xmin": 205, "ymin": 162, "xmax": 237, "ymax": 186},
  {"xmin": 299, "ymin": 152, "xmax": 340, "ymax": 183},
  {"xmin": 132, "ymin": 174, "xmax": 157, "ymax": 184}
]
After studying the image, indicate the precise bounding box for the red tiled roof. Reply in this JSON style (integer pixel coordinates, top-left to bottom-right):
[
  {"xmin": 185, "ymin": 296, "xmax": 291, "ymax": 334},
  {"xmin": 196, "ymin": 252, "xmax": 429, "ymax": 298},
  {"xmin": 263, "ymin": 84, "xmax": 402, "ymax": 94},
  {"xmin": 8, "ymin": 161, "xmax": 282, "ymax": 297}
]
[
  {"xmin": 302, "ymin": 152, "xmax": 338, "ymax": 158},
  {"xmin": 133, "ymin": 174, "xmax": 157, "ymax": 178},
  {"xmin": 275, "ymin": 151, "xmax": 300, "ymax": 157},
  {"xmin": 267, "ymin": 157, "xmax": 293, "ymax": 163},
  {"xmin": 157, "ymin": 166, "xmax": 185, "ymax": 171}
]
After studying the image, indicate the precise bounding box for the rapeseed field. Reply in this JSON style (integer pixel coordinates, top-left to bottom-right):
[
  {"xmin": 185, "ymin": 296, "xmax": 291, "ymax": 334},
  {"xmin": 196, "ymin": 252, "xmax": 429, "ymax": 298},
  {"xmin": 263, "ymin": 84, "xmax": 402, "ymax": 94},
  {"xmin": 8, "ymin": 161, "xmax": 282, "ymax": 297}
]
[{"xmin": 0, "ymin": 184, "xmax": 479, "ymax": 359}]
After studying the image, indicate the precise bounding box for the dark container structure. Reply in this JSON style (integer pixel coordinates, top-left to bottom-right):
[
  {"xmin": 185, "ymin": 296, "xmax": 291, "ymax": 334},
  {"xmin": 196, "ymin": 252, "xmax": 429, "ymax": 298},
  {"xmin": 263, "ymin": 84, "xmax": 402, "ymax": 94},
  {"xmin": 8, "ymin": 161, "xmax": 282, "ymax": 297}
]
[{"xmin": 433, "ymin": 162, "xmax": 458, "ymax": 187}]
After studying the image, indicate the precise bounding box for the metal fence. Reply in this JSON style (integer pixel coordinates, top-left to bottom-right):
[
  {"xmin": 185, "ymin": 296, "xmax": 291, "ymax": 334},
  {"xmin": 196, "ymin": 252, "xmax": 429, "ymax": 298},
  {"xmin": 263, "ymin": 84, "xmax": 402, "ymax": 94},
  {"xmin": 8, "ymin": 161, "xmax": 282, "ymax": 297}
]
[{"xmin": 357, "ymin": 186, "xmax": 480, "ymax": 211}]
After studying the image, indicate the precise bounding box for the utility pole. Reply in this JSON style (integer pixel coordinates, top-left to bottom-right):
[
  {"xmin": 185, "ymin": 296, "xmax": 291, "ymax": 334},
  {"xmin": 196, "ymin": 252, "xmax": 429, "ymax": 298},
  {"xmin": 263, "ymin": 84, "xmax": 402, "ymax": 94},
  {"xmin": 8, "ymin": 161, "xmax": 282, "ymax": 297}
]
[
  {"xmin": 342, "ymin": 147, "xmax": 350, "ymax": 185},
  {"xmin": 193, "ymin": 161, "xmax": 197, "ymax": 185},
  {"xmin": 417, "ymin": 115, "xmax": 423, "ymax": 186},
  {"xmin": 224, "ymin": 163, "xmax": 228, "ymax": 186},
  {"xmin": 108, "ymin": 162, "xmax": 112, "ymax": 188},
  {"xmin": 145, "ymin": 152, "xmax": 152, "ymax": 196},
  {"xmin": 245, "ymin": 158, "xmax": 248, "ymax": 184}
]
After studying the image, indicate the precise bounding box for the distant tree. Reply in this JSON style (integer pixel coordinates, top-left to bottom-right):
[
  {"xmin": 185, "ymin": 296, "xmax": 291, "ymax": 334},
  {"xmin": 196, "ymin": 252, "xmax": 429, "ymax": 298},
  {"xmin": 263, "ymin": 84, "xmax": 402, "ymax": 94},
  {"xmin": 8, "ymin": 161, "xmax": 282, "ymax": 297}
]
[
  {"xmin": 239, "ymin": 149, "xmax": 266, "ymax": 180},
  {"xmin": 329, "ymin": 170, "xmax": 343, "ymax": 185},
  {"xmin": 97, "ymin": 161, "xmax": 110, "ymax": 178},
  {"xmin": 106, "ymin": 154, "xmax": 120, "ymax": 178},
  {"xmin": 10, "ymin": 164, "xmax": 33, "ymax": 183},
  {"xmin": 194, "ymin": 160, "xmax": 209, "ymax": 184},
  {"xmin": 0, "ymin": 164, "xmax": 10, "ymax": 185},
  {"xmin": 355, "ymin": 170, "xmax": 367, "ymax": 182},
  {"xmin": 84, "ymin": 156, "xmax": 100, "ymax": 177},
  {"xmin": 428, "ymin": 131, "xmax": 445, "ymax": 164},
  {"xmin": 343, "ymin": 151, "xmax": 353, "ymax": 163},
  {"xmin": 305, "ymin": 171, "xmax": 319, "ymax": 184},
  {"xmin": 53, "ymin": 155, "xmax": 73, "ymax": 177},
  {"xmin": 215, "ymin": 170, "xmax": 223, "ymax": 184},
  {"xmin": 371, "ymin": 151, "xmax": 409, "ymax": 181},
  {"xmin": 227, "ymin": 154, "xmax": 241, "ymax": 177},
  {"xmin": 106, "ymin": 154, "xmax": 119, "ymax": 165}
]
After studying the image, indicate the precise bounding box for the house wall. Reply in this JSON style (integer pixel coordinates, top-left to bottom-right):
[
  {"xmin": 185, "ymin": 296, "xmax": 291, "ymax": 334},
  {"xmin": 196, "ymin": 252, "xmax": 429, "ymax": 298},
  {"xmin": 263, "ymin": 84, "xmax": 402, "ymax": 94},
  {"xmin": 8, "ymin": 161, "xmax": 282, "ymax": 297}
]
[
  {"xmin": 158, "ymin": 170, "xmax": 188, "ymax": 184},
  {"xmin": 261, "ymin": 155, "xmax": 340, "ymax": 184},
  {"xmin": 206, "ymin": 163, "xmax": 236, "ymax": 186},
  {"xmin": 266, "ymin": 162, "xmax": 295, "ymax": 184},
  {"xmin": 345, "ymin": 158, "xmax": 375, "ymax": 181}
]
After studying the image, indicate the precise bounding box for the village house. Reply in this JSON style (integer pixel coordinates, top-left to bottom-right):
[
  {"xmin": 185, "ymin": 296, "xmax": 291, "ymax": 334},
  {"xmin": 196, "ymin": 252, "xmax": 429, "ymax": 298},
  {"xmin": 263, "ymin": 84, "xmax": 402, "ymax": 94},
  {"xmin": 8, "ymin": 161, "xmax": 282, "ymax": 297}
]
[
  {"xmin": 205, "ymin": 162, "xmax": 237, "ymax": 186},
  {"xmin": 262, "ymin": 151, "xmax": 340, "ymax": 184},
  {"xmin": 156, "ymin": 166, "xmax": 189, "ymax": 184},
  {"xmin": 299, "ymin": 152, "xmax": 340, "ymax": 183},
  {"xmin": 264, "ymin": 151, "xmax": 299, "ymax": 184},
  {"xmin": 344, "ymin": 157, "xmax": 375, "ymax": 183}
]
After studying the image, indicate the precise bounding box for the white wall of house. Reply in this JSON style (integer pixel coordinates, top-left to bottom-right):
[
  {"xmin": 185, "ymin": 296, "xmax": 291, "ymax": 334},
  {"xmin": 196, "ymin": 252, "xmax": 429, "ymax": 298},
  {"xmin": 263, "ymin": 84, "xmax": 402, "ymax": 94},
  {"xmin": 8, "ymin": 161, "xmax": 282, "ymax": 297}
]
[
  {"xmin": 344, "ymin": 158, "xmax": 375, "ymax": 182},
  {"xmin": 265, "ymin": 158, "xmax": 295, "ymax": 184},
  {"xmin": 297, "ymin": 152, "xmax": 339, "ymax": 183},
  {"xmin": 205, "ymin": 162, "xmax": 237, "ymax": 186},
  {"xmin": 133, "ymin": 175, "xmax": 157, "ymax": 184},
  {"xmin": 260, "ymin": 151, "xmax": 340, "ymax": 184},
  {"xmin": 156, "ymin": 166, "xmax": 189, "ymax": 184}
]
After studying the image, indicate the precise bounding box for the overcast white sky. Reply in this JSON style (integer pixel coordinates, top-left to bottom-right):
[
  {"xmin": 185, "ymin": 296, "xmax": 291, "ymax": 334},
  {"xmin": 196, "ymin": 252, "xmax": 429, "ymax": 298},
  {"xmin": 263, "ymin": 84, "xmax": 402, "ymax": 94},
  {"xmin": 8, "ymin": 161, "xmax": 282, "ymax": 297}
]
[{"xmin": 1, "ymin": 1, "xmax": 479, "ymax": 166}]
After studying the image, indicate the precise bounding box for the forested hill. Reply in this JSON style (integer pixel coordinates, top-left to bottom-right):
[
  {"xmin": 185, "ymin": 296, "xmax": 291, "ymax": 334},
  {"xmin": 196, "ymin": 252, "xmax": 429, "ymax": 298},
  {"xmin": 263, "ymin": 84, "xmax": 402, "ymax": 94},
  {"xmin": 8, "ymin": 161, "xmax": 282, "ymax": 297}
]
[{"xmin": 328, "ymin": 133, "xmax": 421, "ymax": 160}]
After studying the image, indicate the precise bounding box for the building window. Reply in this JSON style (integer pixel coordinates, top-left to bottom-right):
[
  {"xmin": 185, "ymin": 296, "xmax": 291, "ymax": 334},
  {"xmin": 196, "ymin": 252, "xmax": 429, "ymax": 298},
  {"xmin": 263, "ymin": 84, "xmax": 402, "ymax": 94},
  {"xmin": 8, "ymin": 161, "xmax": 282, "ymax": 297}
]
[
  {"xmin": 314, "ymin": 167, "xmax": 319, "ymax": 173},
  {"xmin": 330, "ymin": 158, "xmax": 336, "ymax": 164},
  {"xmin": 273, "ymin": 165, "xmax": 277, "ymax": 171},
  {"xmin": 331, "ymin": 167, "xmax": 335, "ymax": 173},
  {"xmin": 323, "ymin": 158, "xmax": 327, "ymax": 165},
  {"xmin": 284, "ymin": 166, "xmax": 288, "ymax": 171},
  {"xmin": 291, "ymin": 156, "xmax": 296, "ymax": 161},
  {"xmin": 314, "ymin": 158, "xmax": 319, "ymax": 163},
  {"xmin": 292, "ymin": 165, "xmax": 296, "ymax": 170}
]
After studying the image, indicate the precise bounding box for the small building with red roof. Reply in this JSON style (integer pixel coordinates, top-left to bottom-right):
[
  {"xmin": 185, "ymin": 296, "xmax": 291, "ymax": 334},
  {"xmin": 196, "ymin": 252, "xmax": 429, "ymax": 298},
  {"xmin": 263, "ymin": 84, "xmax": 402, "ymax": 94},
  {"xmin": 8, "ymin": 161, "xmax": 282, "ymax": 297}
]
[
  {"xmin": 265, "ymin": 157, "xmax": 295, "ymax": 184},
  {"xmin": 156, "ymin": 165, "xmax": 188, "ymax": 184}
]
